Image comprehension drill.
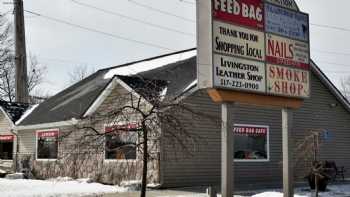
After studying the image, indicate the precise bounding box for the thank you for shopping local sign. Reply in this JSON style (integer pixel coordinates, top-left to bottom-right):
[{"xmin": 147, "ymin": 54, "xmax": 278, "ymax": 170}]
[{"xmin": 197, "ymin": 0, "xmax": 310, "ymax": 99}]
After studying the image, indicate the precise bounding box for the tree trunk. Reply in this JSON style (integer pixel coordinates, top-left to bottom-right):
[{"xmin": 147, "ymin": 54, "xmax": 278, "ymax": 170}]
[{"xmin": 140, "ymin": 126, "xmax": 148, "ymax": 197}]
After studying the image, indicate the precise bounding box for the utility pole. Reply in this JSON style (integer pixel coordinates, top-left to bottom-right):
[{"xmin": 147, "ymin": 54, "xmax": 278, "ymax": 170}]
[{"xmin": 14, "ymin": 0, "xmax": 29, "ymax": 103}]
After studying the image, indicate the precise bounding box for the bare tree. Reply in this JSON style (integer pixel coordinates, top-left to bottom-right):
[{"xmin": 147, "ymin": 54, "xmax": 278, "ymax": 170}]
[
  {"xmin": 68, "ymin": 65, "xmax": 95, "ymax": 84},
  {"xmin": 55, "ymin": 76, "xmax": 213, "ymax": 197},
  {"xmin": 340, "ymin": 76, "xmax": 350, "ymax": 100},
  {"xmin": 0, "ymin": 13, "xmax": 47, "ymax": 103},
  {"xmin": 295, "ymin": 130, "xmax": 333, "ymax": 197}
]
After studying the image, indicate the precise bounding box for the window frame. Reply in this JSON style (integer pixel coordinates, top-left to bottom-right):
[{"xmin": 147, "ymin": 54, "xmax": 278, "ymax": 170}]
[
  {"xmin": 233, "ymin": 124, "xmax": 270, "ymax": 163},
  {"xmin": 35, "ymin": 128, "xmax": 59, "ymax": 161},
  {"xmin": 0, "ymin": 135, "xmax": 15, "ymax": 161},
  {"xmin": 103, "ymin": 124, "xmax": 138, "ymax": 162}
]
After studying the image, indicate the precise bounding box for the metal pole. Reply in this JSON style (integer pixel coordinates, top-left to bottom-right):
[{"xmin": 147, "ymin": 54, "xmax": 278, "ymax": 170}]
[
  {"xmin": 282, "ymin": 108, "xmax": 294, "ymax": 197},
  {"xmin": 221, "ymin": 103, "xmax": 234, "ymax": 197}
]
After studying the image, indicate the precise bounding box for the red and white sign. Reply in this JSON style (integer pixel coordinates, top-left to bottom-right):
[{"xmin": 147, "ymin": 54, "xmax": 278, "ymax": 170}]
[
  {"xmin": 267, "ymin": 64, "xmax": 310, "ymax": 98},
  {"xmin": 233, "ymin": 124, "xmax": 268, "ymax": 136},
  {"xmin": 0, "ymin": 135, "xmax": 14, "ymax": 141},
  {"xmin": 212, "ymin": 0, "xmax": 264, "ymax": 30},
  {"xmin": 266, "ymin": 33, "xmax": 309, "ymax": 70},
  {"xmin": 38, "ymin": 130, "xmax": 59, "ymax": 138},
  {"xmin": 105, "ymin": 123, "xmax": 140, "ymax": 133}
]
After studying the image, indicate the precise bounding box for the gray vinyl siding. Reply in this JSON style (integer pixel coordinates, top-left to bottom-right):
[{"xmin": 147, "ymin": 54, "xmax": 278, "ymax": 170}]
[{"xmin": 161, "ymin": 71, "xmax": 350, "ymax": 190}]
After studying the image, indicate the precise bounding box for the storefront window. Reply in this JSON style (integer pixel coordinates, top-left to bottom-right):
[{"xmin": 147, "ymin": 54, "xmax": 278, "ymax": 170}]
[
  {"xmin": 233, "ymin": 124, "xmax": 269, "ymax": 161},
  {"xmin": 0, "ymin": 135, "xmax": 14, "ymax": 160},
  {"xmin": 37, "ymin": 129, "xmax": 59, "ymax": 160},
  {"xmin": 105, "ymin": 125, "xmax": 138, "ymax": 160}
]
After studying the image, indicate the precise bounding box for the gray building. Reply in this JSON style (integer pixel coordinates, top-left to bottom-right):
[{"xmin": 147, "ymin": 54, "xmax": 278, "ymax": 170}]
[{"xmin": 0, "ymin": 49, "xmax": 349, "ymax": 190}]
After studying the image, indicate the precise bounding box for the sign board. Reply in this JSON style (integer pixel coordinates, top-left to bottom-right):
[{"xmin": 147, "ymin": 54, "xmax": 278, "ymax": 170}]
[
  {"xmin": 265, "ymin": 3, "xmax": 309, "ymax": 42},
  {"xmin": 267, "ymin": 64, "xmax": 310, "ymax": 98},
  {"xmin": 213, "ymin": 0, "xmax": 264, "ymax": 30},
  {"xmin": 233, "ymin": 124, "xmax": 268, "ymax": 136},
  {"xmin": 266, "ymin": 33, "xmax": 309, "ymax": 69},
  {"xmin": 265, "ymin": 0, "xmax": 299, "ymax": 11},
  {"xmin": 213, "ymin": 54, "xmax": 266, "ymax": 92},
  {"xmin": 37, "ymin": 130, "xmax": 59, "ymax": 138},
  {"xmin": 0, "ymin": 135, "xmax": 14, "ymax": 141},
  {"xmin": 197, "ymin": 0, "xmax": 310, "ymax": 99},
  {"xmin": 213, "ymin": 20, "xmax": 265, "ymax": 61}
]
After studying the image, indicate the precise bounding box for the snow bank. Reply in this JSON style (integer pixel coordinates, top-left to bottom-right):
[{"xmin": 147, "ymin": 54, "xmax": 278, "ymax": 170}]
[
  {"xmin": 0, "ymin": 178, "xmax": 123, "ymax": 197},
  {"xmin": 104, "ymin": 50, "xmax": 196, "ymax": 79}
]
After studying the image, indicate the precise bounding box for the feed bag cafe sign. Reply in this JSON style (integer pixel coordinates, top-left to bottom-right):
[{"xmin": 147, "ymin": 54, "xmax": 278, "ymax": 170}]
[{"xmin": 200, "ymin": 0, "xmax": 310, "ymax": 98}]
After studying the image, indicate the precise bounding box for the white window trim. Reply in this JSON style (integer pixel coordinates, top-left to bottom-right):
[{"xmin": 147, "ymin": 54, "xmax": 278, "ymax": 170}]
[
  {"xmin": 233, "ymin": 124, "xmax": 270, "ymax": 163},
  {"xmin": 103, "ymin": 125, "xmax": 138, "ymax": 162},
  {"xmin": 35, "ymin": 128, "xmax": 59, "ymax": 161}
]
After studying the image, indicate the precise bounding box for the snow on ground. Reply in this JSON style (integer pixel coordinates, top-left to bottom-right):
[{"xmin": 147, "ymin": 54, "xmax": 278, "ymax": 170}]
[
  {"xmin": 0, "ymin": 178, "xmax": 126, "ymax": 197},
  {"xmin": 160, "ymin": 184, "xmax": 350, "ymax": 197},
  {"xmin": 1, "ymin": 177, "xmax": 350, "ymax": 197}
]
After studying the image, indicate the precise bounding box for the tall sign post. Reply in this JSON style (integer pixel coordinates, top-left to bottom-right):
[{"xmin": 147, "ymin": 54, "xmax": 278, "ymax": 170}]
[{"xmin": 197, "ymin": 0, "xmax": 310, "ymax": 196}]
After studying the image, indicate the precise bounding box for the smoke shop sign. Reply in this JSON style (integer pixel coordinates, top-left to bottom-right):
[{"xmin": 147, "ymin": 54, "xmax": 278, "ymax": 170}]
[
  {"xmin": 213, "ymin": 20, "xmax": 265, "ymax": 61},
  {"xmin": 213, "ymin": 0, "xmax": 264, "ymax": 30},
  {"xmin": 267, "ymin": 64, "xmax": 309, "ymax": 98},
  {"xmin": 214, "ymin": 54, "xmax": 266, "ymax": 92},
  {"xmin": 197, "ymin": 0, "xmax": 310, "ymax": 99}
]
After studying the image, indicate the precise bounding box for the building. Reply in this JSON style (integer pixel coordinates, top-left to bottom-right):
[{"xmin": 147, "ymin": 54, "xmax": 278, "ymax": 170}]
[
  {"xmin": 0, "ymin": 100, "xmax": 30, "ymax": 172},
  {"xmin": 0, "ymin": 48, "xmax": 347, "ymax": 190}
]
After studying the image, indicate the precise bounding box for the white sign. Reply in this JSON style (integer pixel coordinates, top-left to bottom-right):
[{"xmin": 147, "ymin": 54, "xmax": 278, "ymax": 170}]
[
  {"xmin": 265, "ymin": 0, "xmax": 299, "ymax": 11},
  {"xmin": 213, "ymin": 20, "xmax": 265, "ymax": 61},
  {"xmin": 267, "ymin": 64, "xmax": 310, "ymax": 98},
  {"xmin": 213, "ymin": 54, "xmax": 266, "ymax": 93}
]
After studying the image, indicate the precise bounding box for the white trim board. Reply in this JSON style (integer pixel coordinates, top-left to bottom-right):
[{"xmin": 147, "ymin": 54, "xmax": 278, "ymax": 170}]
[{"xmin": 16, "ymin": 119, "xmax": 78, "ymax": 131}]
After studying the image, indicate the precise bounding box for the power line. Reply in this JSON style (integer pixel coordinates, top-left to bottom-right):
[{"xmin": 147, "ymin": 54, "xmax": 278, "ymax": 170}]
[
  {"xmin": 178, "ymin": 0, "xmax": 195, "ymax": 5},
  {"xmin": 312, "ymin": 49, "xmax": 350, "ymax": 56},
  {"xmin": 310, "ymin": 23, "xmax": 350, "ymax": 33},
  {"xmin": 70, "ymin": 0, "xmax": 195, "ymax": 37},
  {"xmin": 23, "ymin": 10, "xmax": 176, "ymax": 52},
  {"xmin": 315, "ymin": 60, "xmax": 350, "ymax": 68},
  {"xmin": 127, "ymin": 0, "xmax": 195, "ymax": 23}
]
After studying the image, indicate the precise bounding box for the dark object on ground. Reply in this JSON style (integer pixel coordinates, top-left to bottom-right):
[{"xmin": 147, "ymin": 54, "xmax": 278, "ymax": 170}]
[
  {"xmin": 306, "ymin": 161, "xmax": 332, "ymax": 192},
  {"xmin": 325, "ymin": 160, "xmax": 346, "ymax": 181}
]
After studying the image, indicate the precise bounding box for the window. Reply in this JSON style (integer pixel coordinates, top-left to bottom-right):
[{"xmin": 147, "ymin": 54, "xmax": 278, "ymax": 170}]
[
  {"xmin": 105, "ymin": 125, "xmax": 138, "ymax": 160},
  {"xmin": 37, "ymin": 129, "xmax": 59, "ymax": 160},
  {"xmin": 0, "ymin": 135, "xmax": 14, "ymax": 160},
  {"xmin": 233, "ymin": 124, "xmax": 269, "ymax": 161}
]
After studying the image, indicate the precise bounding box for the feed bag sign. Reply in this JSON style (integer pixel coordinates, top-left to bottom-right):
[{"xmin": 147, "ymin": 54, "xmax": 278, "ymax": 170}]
[
  {"xmin": 212, "ymin": 0, "xmax": 264, "ymax": 30},
  {"xmin": 197, "ymin": 0, "xmax": 310, "ymax": 99}
]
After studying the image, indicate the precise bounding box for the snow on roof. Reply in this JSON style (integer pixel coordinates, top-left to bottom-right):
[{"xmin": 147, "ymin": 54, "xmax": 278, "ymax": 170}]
[
  {"xmin": 104, "ymin": 50, "xmax": 197, "ymax": 79},
  {"xmin": 15, "ymin": 104, "xmax": 38, "ymax": 125},
  {"xmin": 183, "ymin": 79, "xmax": 198, "ymax": 93}
]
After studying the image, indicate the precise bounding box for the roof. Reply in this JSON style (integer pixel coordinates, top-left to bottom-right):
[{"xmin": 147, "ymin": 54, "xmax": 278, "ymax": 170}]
[
  {"xmin": 0, "ymin": 100, "xmax": 30, "ymax": 123},
  {"xmin": 17, "ymin": 48, "xmax": 350, "ymax": 127},
  {"xmin": 18, "ymin": 48, "xmax": 196, "ymax": 126}
]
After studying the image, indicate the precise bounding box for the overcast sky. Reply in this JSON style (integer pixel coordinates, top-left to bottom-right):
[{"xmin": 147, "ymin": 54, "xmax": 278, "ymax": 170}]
[{"xmin": 0, "ymin": 0, "xmax": 349, "ymax": 96}]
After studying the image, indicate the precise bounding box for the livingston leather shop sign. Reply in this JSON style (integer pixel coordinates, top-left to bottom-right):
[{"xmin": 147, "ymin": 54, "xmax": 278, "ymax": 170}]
[{"xmin": 198, "ymin": 0, "xmax": 310, "ymax": 99}]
